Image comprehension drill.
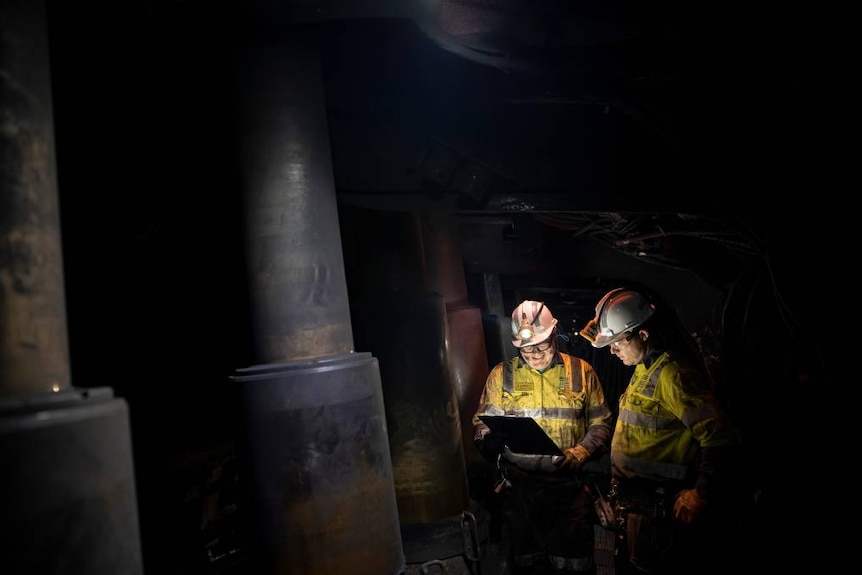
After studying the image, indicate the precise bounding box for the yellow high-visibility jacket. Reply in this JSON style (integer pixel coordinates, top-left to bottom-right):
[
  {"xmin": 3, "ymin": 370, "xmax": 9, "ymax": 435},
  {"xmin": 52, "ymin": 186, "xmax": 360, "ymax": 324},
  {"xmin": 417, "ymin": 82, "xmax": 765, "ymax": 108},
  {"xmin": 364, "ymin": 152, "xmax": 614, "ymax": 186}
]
[
  {"xmin": 473, "ymin": 352, "xmax": 612, "ymax": 456},
  {"xmin": 612, "ymin": 350, "xmax": 741, "ymax": 485}
]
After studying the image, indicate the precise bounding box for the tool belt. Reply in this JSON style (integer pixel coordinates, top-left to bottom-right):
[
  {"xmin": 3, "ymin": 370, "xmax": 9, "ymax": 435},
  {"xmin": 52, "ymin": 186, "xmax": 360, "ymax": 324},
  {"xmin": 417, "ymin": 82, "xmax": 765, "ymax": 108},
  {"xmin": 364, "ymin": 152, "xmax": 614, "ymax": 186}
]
[
  {"xmin": 609, "ymin": 478, "xmax": 686, "ymax": 571},
  {"xmin": 610, "ymin": 478, "xmax": 676, "ymax": 516}
]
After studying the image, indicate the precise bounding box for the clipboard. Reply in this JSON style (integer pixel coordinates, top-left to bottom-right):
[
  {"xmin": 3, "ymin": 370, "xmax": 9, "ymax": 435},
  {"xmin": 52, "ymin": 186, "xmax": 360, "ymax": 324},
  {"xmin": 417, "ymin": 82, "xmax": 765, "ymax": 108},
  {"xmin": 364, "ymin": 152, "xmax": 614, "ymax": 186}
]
[{"xmin": 478, "ymin": 415, "xmax": 563, "ymax": 456}]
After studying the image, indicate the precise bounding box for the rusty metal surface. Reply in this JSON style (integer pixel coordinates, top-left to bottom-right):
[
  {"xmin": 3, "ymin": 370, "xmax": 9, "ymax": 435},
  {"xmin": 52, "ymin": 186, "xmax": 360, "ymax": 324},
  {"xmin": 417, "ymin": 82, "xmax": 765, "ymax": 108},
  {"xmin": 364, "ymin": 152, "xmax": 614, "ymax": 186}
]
[
  {"xmin": 237, "ymin": 37, "xmax": 354, "ymax": 365},
  {"xmin": 0, "ymin": 388, "xmax": 143, "ymax": 574},
  {"xmin": 233, "ymin": 353, "xmax": 405, "ymax": 575},
  {"xmin": 0, "ymin": 0, "xmax": 71, "ymax": 398},
  {"xmin": 354, "ymin": 292, "xmax": 470, "ymax": 526},
  {"xmin": 446, "ymin": 306, "xmax": 490, "ymax": 466}
]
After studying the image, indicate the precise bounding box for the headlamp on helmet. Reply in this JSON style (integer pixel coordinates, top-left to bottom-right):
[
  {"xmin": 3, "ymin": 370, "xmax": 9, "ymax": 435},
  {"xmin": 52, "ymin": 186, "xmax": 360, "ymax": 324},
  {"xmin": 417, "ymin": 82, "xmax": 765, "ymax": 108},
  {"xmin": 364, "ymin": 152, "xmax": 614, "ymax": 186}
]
[
  {"xmin": 511, "ymin": 300, "xmax": 558, "ymax": 348},
  {"xmin": 517, "ymin": 310, "xmax": 538, "ymax": 340}
]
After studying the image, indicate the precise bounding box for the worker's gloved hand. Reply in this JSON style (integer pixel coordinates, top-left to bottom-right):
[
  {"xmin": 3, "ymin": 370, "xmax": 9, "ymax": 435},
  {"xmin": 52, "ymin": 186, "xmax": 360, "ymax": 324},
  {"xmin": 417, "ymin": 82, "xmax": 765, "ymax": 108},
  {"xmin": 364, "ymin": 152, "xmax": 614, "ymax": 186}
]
[
  {"xmin": 673, "ymin": 488, "xmax": 707, "ymax": 525},
  {"xmin": 557, "ymin": 445, "xmax": 590, "ymax": 470},
  {"xmin": 474, "ymin": 431, "xmax": 507, "ymax": 463}
]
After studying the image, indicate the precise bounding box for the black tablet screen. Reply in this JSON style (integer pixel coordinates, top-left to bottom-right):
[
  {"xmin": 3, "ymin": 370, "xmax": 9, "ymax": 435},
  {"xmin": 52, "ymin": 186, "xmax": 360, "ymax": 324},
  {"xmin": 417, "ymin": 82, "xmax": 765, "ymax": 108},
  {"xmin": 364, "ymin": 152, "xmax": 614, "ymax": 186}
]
[{"xmin": 478, "ymin": 415, "xmax": 563, "ymax": 456}]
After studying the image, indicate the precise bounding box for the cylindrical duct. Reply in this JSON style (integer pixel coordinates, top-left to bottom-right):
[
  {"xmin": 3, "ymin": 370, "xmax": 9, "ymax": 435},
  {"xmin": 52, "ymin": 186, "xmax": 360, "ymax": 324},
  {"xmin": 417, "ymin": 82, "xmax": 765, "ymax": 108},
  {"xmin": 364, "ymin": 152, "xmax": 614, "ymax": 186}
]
[
  {"xmin": 233, "ymin": 32, "xmax": 404, "ymax": 574},
  {"xmin": 444, "ymin": 305, "xmax": 489, "ymax": 464},
  {"xmin": 0, "ymin": 3, "xmax": 143, "ymax": 573},
  {"xmin": 0, "ymin": 0, "xmax": 71, "ymax": 397},
  {"xmin": 232, "ymin": 354, "xmax": 403, "ymax": 575},
  {"xmin": 353, "ymin": 292, "xmax": 469, "ymax": 526},
  {"xmin": 237, "ymin": 33, "xmax": 354, "ymax": 364},
  {"xmin": 421, "ymin": 213, "xmax": 490, "ymax": 465},
  {"xmin": 0, "ymin": 389, "xmax": 143, "ymax": 575}
]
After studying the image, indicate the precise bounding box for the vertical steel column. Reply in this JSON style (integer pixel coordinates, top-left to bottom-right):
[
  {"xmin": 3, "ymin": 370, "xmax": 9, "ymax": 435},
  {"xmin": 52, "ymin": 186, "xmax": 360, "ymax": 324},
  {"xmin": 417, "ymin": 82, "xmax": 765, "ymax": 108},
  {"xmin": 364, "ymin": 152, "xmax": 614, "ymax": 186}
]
[
  {"xmin": 232, "ymin": 32, "xmax": 404, "ymax": 575},
  {"xmin": 421, "ymin": 213, "xmax": 490, "ymax": 465},
  {"xmin": 0, "ymin": 0, "xmax": 69, "ymax": 397},
  {"xmin": 482, "ymin": 272, "xmax": 511, "ymax": 367},
  {"xmin": 344, "ymin": 210, "xmax": 471, "ymax": 521},
  {"xmin": 0, "ymin": 1, "xmax": 143, "ymax": 573},
  {"xmin": 342, "ymin": 208, "xmax": 470, "ymax": 562},
  {"xmin": 353, "ymin": 290, "xmax": 470, "ymax": 525}
]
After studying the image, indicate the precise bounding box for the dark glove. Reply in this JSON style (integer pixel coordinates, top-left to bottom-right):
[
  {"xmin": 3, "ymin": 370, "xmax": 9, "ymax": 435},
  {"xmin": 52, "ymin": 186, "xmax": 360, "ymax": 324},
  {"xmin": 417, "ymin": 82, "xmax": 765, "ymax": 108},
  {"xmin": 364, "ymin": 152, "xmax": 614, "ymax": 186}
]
[
  {"xmin": 474, "ymin": 431, "xmax": 507, "ymax": 463},
  {"xmin": 556, "ymin": 444, "xmax": 589, "ymax": 470},
  {"xmin": 673, "ymin": 488, "xmax": 707, "ymax": 524}
]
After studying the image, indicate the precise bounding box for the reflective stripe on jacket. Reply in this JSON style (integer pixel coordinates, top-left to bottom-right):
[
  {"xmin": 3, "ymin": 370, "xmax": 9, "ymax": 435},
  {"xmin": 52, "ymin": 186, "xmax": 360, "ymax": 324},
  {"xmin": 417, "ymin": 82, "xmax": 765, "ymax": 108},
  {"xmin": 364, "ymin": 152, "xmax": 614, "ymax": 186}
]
[
  {"xmin": 473, "ymin": 352, "xmax": 612, "ymax": 455},
  {"xmin": 611, "ymin": 350, "xmax": 741, "ymax": 482}
]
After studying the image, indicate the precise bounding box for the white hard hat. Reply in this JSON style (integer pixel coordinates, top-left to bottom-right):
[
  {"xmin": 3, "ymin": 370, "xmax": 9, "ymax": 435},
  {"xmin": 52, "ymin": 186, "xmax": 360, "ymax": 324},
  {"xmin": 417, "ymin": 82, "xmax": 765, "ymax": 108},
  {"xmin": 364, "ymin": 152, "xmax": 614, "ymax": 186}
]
[
  {"xmin": 580, "ymin": 288, "xmax": 655, "ymax": 348},
  {"xmin": 510, "ymin": 300, "xmax": 558, "ymax": 347}
]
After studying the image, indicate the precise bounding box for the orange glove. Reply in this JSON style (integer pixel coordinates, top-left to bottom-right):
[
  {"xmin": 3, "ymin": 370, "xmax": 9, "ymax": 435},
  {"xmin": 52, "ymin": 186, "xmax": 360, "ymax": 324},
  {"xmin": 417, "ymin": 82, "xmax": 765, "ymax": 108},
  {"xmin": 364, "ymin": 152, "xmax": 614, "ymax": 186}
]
[
  {"xmin": 559, "ymin": 445, "xmax": 590, "ymax": 470},
  {"xmin": 673, "ymin": 488, "xmax": 707, "ymax": 524}
]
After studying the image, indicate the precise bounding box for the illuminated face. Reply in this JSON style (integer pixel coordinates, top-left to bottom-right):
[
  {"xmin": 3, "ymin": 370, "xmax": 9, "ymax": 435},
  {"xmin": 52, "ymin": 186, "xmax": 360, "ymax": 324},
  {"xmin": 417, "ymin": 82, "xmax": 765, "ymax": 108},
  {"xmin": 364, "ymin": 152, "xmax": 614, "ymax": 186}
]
[
  {"xmin": 519, "ymin": 339, "xmax": 555, "ymax": 370},
  {"xmin": 608, "ymin": 330, "xmax": 647, "ymax": 366}
]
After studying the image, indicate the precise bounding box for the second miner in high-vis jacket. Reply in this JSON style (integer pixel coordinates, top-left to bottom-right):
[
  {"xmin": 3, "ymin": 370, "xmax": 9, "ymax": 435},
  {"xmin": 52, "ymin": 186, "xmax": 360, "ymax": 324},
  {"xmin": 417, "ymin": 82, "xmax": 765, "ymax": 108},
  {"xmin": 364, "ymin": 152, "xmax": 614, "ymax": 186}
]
[{"xmin": 581, "ymin": 288, "xmax": 745, "ymax": 575}]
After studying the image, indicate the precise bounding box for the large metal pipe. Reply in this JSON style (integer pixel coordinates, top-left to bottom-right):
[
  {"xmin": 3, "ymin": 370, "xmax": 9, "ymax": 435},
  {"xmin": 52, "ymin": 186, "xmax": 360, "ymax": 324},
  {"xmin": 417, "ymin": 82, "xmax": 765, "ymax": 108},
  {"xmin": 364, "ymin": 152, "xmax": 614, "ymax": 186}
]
[
  {"xmin": 0, "ymin": 1, "xmax": 143, "ymax": 573},
  {"xmin": 341, "ymin": 209, "xmax": 470, "ymax": 550},
  {"xmin": 421, "ymin": 213, "xmax": 490, "ymax": 466},
  {"xmin": 233, "ymin": 31, "xmax": 403, "ymax": 574},
  {"xmin": 353, "ymin": 291, "xmax": 470, "ymax": 526},
  {"xmin": 0, "ymin": 389, "xmax": 143, "ymax": 574},
  {"xmin": 232, "ymin": 354, "xmax": 403, "ymax": 575},
  {"xmin": 236, "ymin": 37, "xmax": 354, "ymax": 363},
  {"xmin": 0, "ymin": 0, "xmax": 70, "ymax": 397}
]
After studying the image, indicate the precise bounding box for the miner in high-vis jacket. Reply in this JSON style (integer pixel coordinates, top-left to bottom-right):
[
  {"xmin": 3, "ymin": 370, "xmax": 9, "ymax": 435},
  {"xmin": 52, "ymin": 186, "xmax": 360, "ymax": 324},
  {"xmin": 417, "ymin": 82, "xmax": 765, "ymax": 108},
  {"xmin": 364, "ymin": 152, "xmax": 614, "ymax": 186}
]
[
  {"xmin": 580, "ymin": 288, "xmax": 745, "ymax": 575},
  {"xmin": 473, "ymin": 300, "xmax": 613, "ymax": 575}
]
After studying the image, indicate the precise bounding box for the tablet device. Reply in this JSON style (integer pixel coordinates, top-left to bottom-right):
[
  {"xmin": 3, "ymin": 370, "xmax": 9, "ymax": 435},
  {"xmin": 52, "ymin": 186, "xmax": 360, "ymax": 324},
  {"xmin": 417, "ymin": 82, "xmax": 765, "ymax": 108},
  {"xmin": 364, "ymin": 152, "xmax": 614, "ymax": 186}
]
[{"xmin": 478, "ymin": 415, "xmax": 563, "ymax": 456}]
